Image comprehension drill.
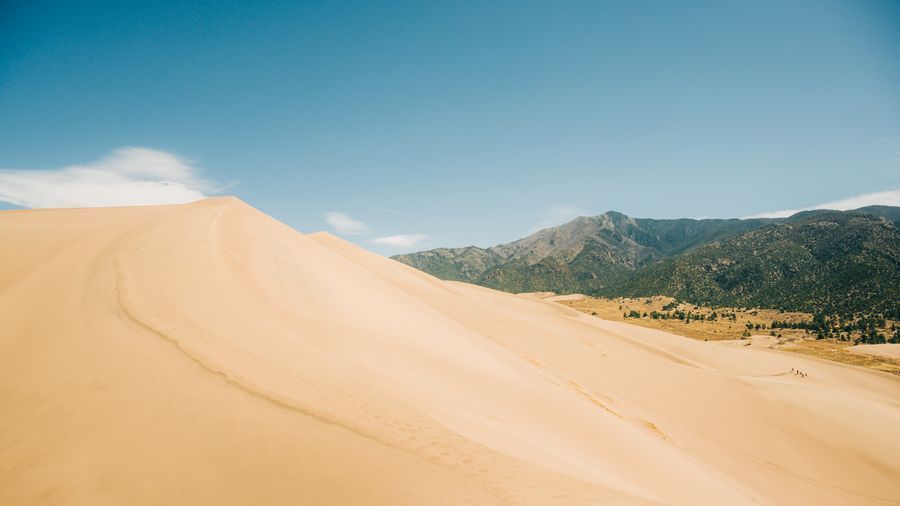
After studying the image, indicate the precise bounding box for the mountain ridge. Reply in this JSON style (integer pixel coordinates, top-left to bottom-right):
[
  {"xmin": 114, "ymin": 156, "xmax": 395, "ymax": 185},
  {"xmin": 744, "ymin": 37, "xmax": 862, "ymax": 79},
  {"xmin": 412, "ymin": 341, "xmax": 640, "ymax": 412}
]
[{"xmin": 393, "ymin": 206, "xmax": 900, "ymax": 316}]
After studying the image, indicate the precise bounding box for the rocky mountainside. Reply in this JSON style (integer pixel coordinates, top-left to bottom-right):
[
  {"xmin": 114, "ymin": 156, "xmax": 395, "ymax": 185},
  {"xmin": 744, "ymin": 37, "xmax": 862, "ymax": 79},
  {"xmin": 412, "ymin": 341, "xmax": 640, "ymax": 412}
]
[
  {"xmin": 393, "ymin": 206, "xmax": 900, "ymax": 316},
  {"xmin": 394, "ymin": 212, "xmax": 772, "ymax": 283},
  {"xmin": 616, "ymin": 211, "xmax": 900, "ymax": 316}
]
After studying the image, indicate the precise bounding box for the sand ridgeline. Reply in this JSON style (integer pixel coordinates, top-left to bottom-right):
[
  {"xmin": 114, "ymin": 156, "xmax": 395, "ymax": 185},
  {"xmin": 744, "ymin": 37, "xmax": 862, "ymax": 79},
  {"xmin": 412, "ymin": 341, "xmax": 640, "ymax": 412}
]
[{"xmin": 1, "ymin": 197, "xmax": 898, "ymax": 505}]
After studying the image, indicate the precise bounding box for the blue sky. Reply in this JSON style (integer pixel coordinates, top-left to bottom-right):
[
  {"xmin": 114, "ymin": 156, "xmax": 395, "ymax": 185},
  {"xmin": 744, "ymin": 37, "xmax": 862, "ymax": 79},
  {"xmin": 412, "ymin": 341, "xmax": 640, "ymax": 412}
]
[{"xmin": 1, "ymin": 0, "xmax": 899, "ymax": 253}]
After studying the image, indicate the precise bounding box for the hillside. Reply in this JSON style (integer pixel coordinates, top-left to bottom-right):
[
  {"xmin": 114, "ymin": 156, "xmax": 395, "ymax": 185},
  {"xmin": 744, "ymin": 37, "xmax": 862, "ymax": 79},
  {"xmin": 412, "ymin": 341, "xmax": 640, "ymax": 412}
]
[
  {"xmin": 617, "ymin": 212, "xmax": 900, "ymax": 316},
  {"xmin": 392, "ymin": 245, "xmax": 504, "ymax": 282},
  {"xmin": 394, "ymin": 207, "xmax": 900, "ymax": 315},
  {"xmin": 394, "ymin": 212, "xmax": 772, "ymax": 286},
  {"xmin": 2, "ymin": 198, "xmax": 899, "ymax": 504}
]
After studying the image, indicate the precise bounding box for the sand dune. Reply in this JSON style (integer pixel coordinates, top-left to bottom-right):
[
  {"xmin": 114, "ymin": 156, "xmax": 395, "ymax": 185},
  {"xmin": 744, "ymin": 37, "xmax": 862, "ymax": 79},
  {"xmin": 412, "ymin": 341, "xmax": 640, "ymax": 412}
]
[
  {"xmin": 849, "ymin": 344, "xmax": 900, "ymax": 359},
  {"xmin": 543, "ymin": 293, "xmax": 586, "ymax": 302},
  {"xmin": 1, "ymin": 197, "xmax": 898, "ymax": 505}
]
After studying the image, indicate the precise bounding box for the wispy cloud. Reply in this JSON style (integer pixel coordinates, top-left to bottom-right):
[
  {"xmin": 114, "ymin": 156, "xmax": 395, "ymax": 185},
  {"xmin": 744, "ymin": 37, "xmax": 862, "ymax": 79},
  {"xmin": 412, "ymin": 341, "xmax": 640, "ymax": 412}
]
[
  {"xmin": 323, "ymin": 211, "xmax": 426, "ymax": 251},
  {"xmin": 370, "ymin": 234, "xmax": 427, "ymax": 247},
  {"xmin": 530, "ymin": 205, "xmax": 589, "ymax": 233},
  {"xmin": 0, "ymin": 147, "xmax": 216, "ymax": 208},
  {"xmin": 324, "ymin": 211, "xmax": 371, "ymax": 235},
  {"xmin": 745, "ymin": 188, "xmax": 900, "ymax": 219}
]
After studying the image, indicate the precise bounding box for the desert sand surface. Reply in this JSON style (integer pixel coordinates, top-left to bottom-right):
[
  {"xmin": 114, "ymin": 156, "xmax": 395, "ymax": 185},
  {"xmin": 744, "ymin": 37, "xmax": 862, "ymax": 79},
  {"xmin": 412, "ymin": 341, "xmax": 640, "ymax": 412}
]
[
  {"xmin": 849, "ymin": 344, "xmax": 900, "ymax": 359},
  {"xmin": 543, "ymin": 293, "xmax": 586, "ymax": 302},
  {"xmin": 1, "ymin": 197, "xmax": 899, "ymax": 505}
]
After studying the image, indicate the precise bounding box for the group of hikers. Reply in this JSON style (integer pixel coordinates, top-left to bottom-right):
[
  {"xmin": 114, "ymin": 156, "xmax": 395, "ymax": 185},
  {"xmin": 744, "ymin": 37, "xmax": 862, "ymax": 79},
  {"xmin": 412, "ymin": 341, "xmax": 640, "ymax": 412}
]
[{"xmin": 790, "ymin": 368, "xmax": 808, "ymax": 378}]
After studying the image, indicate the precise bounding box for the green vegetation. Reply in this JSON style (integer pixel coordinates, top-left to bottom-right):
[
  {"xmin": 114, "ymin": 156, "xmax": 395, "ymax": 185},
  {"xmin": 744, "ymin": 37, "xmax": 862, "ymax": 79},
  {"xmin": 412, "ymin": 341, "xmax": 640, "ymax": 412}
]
[
  {"xmin": 769, "ymin": 314, "xmax": 900, "ymax": 345},
  {"xmin": 394, "ymin": 206, "xmax": 900, "ymax": 327},
  {"xmin": 617, "ymin": 212, "xmax": 900, "ymax": 319}
]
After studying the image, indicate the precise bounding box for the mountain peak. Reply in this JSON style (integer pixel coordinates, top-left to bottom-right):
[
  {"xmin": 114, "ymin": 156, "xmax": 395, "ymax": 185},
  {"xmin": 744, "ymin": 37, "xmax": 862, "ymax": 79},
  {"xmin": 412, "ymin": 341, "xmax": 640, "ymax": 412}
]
[{"xmin": 394, "ymin": 206, "xmax": 900, "ymax": 316}]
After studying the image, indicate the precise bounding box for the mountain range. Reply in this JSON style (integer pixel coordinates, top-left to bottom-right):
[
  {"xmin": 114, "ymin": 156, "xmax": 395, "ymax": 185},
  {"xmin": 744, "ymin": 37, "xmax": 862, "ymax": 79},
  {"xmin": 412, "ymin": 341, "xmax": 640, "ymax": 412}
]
[{"xmin": 393, "ymin": 206, "xmax": 900, "ymax": 317}]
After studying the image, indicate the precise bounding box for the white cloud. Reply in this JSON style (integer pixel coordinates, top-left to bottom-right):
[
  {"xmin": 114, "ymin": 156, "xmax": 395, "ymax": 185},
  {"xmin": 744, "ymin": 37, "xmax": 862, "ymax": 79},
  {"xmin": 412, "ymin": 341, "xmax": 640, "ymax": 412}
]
[
  {"xmin": 325, "ymin": 211, "xmax": 425, "ymax": 250},
  {"xmin": 0, "ymin": 147, "xmax": 215, "ymax": 208},
  {"xmin": 370, "ymin": 234, "xmax": 427, "ymax": 248},
  {"xmin": 530, "ymin": 205, "xmax": 588, "ymax": 233},
  {"xmin": 324, "ymin": 212, "xmax": 371, "ymax": 235},
  {"xmin": 745, "ymin": 188, "xmax": 900, "ymax": 219}
]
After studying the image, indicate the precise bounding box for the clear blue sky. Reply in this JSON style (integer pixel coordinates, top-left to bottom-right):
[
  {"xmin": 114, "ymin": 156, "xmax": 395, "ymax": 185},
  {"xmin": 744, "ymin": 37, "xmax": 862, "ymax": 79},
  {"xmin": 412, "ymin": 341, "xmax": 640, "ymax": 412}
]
[{"xmin": 2, "ymin": 0, "xmax": 899, "ymax": 253}]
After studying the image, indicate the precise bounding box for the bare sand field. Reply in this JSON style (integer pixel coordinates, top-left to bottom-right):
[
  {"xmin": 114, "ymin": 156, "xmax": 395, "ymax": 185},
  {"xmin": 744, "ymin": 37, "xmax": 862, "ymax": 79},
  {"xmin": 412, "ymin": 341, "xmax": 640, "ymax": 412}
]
[
  {"xmin": 1, "ymin": 197, "xmax": 898, "ymax": 505},
  {"xmin": 849, "ymin": 344, "xmax": 900, "ymax": 359}
]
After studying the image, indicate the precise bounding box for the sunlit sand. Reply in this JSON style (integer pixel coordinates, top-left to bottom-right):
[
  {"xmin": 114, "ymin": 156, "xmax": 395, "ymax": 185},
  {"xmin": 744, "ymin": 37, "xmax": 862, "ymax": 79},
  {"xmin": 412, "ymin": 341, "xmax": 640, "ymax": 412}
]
[{"xmin": 1, "ymin": 197, "xmax": 897, "ymax": 504}]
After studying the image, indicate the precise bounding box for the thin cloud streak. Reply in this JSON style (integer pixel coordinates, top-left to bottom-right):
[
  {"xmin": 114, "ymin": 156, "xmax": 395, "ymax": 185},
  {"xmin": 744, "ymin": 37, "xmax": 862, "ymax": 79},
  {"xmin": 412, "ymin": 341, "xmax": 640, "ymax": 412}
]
[
  {"xmin": 745, "ymin": 188, "xmax": 900, "ymax": 218},
  {"xmin": 324, "ymin": 212, "xmax": 371, "ymax": 235},
  {"xmin": 0, "ymin": 147, "xmax": 215, "ymax": 208},
  {"xmin": 370, "ymin": 234, "xmax": 427, "ymax": 247}
]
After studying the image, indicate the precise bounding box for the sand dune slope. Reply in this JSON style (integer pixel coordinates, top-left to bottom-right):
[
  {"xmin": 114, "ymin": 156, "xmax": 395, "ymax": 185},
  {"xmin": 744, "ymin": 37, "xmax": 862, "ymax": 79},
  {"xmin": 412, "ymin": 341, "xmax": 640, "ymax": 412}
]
[{"xmin": 1, "ymin": 197, "xmax": 898, "ymax": 505}]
